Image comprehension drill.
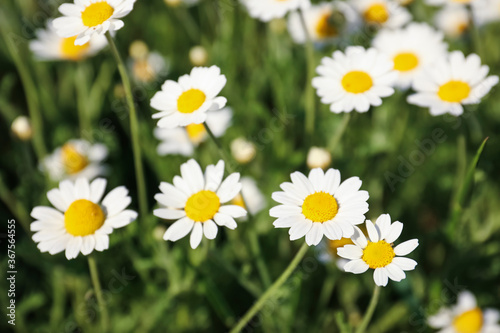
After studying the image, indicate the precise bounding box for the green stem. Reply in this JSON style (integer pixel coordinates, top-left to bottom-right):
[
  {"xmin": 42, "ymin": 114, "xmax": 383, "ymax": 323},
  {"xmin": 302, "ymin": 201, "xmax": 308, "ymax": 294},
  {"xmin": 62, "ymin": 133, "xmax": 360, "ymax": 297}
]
[
  {"xmin": 328, "ymin": 113, "xmax": 352, "ymax": 152},
  {"xmin": 0, "ymin": 173, "xmax": 30, "ymax": 233},
  {"xmin": 467, "ymin": 5, "xmax": 483, "ymax": 58},
  {"xmin": 87, "ymin": 256, "xmax": 109, "ymax": 333},
  {"xmin": 355, "ymin": 285, "xmax": 381, "ymax": 333},
  {"xmin": 299, "ymin": 9, "xmax": 317, "ymax": 139},
  {"xmin": 203, "ymin": 122, "xmax": 234, "ymax": 171},
  {"xmin": 229, "ymin": 243, "xmax": 309, "ymax": 333},
  {"xmin": 105, "ymin": 32, "xmax": 148, "ymax": 220},
  {"xmin": 75, "ymin": 63, "xmax": 92, "ymax": 138}
]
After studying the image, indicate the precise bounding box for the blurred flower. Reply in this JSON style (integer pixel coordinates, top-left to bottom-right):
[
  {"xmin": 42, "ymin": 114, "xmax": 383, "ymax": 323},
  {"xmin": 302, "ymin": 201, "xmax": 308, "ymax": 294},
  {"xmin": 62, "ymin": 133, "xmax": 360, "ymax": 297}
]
[
  {"xmin": 41, "ymin": 139, "xmax": 108, "ymax": 182},
  {"xmin": 472, "ymin": 0, "xmax": 500, "ymax": 26},
  {"xmin": 154, "ymin": 108, "xmax": 233, "ymax": 156},
  {"xmin": 231, "ymin": 177, "xmax": 266, "ymax": 216},
  {"xmin": 435, "ymin": 5, "xmax": 470, "ymax": 37},
  {"xmin": 354, "ymin": 0, "xmax": 411, "ymax": 29},
  {"xmin": 243, "ymin": 0, "xmax": 310, "ymax": 22},
  {"xmin": 189, "ymin": 46, "xmax": 208, "ymax": 66},
  {"xmin": 307, "ymin": 147, "xmax": 331, "ymax": 170},
  {"xmin": 408, "ymin": 51, "xmax": 499, "ymax": 116},
  {"xmin": 428, "ymin": 291, "xmax": 500, "ymax": 332},
  {"xmin": 53, "ymin": 0, "xmax": 136, "ymax": 45},
  {"xmin": 231, "ymin": 137, "xmax": 256, "ymax": 164},
  {"xmin": 287, "ymin": 2, "xmax": 360, "ymax": 45},
  {"xmin": 270, "ymin": 168, "xmax": 369, "ymax": 246},
  {"xmin": 372, "ymin": 23, "xmax": 448, "ymax": 89},
  {"xmin": 30, "ymin": 21, "xmax": 107, "ymax": 61},
  {"xmin": 11, "ymin": 116, "xmax": 32, "ymax": 141},
  {"xmin": 129, "ymin": 40, "xmax": 149, "ymax": 59},
  {"xmin": 338, "ymin": 215, "xmax": 418, "ymax": 287},
  {"xmin": 154, "ymin": 159, "xmax": 246, "ymax": 249},
  {"xmin": 30, "ymin": 178, "xmax": 137, "ymax": 260},
  {"xmin": 130, "ymin": 52, "xmax": 167, "ymax": 84},
  {"xmin": 312, "ymin": 46, "xmax": 398, "ymax": 113},
  {"xmin": 153, "ymin": 225, "xmax": 167, "ymax": 241},
  {"xmin": 151, "ymin": 65, "xmax": 227, "ymax": 128}
]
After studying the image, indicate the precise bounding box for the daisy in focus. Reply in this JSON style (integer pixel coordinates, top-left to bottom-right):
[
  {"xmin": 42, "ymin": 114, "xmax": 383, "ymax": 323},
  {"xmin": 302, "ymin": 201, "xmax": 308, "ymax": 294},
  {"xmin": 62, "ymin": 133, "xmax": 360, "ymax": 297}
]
[
  {"xmin": 243, "ymin": 0, "xmax": 310, "ymax": 22},
  {"xmin": 312, "ymin": 46, "xmax": 398, "ymax": 113},
  {"xmin": 231, "ymin": 176, "xmax": 266, "ymax": 217},
  {"xmin": 30, "ymin": 178, "xmax": 137, "ymax": 260},
  {"xmin": 434, "ymin": 5, "xmax": 470, "ymax": 38},
  {"xmin": 30, "ymin": 21, "xmax": 107, "ymax": 61},
  {"xmin": 408, "ymin": 51, "xmax": 499, "ymax": 116},
  {"xmin": 270, "ymin": 168, "xmax": 369, "ymax": 246},
  {"xmin": 41, "ymin": 139, "xmax": 108, "ymax": 182},
  {"xmin": 154, "ymin": 159, "xmax": 247, "ymax": 249},
  {"xmin": 154, "ymin": 108, "xmax": 232, "ymax": 157},
  {"xmin": 353, "ymin": 0, "xmax": 411, "ymax": 29},
  {"xmin": 372, "ymin": 23, "xmax": 448, "ymax": 89},
  {"xmin": 287, "ymin": 2, "xmax": 360, "ymax": 45},
  {"xmin": 53, "ymin": 0, "xmax": 136, "ymax": 45},
  {"xmin": 337, "ymin": 214, "xmax": 418, "ymax": 287},
  {"xmin": 428, "ymin": 290, "xmax": 500, "ymax": 333},
  {"xmin": 151, "ymin": 66, "xmax": 227, "ymax": 128}
]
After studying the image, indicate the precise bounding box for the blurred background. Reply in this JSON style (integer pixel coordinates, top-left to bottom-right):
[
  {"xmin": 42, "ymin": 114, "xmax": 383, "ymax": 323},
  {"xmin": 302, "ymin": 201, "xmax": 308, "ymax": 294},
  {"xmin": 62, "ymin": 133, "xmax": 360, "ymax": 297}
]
[{"xmin": 1, "ymin": 0, "xmax": 500, "ymax": 332}]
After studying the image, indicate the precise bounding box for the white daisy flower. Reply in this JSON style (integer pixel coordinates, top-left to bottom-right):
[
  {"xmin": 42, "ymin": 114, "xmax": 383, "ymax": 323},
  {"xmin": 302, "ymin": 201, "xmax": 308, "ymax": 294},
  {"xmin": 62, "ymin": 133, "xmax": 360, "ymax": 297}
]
[
  {"xmin": 270, "ymin": 168, "xmax": 369, "ymax": 246},
  {"xmin": 153, "ymin": 108, "xmax": 233, "ymax": 157},
  {"xmin": 287, "ymin": 2, "xmax": 360, "ymax": 44},
  {"xmin": 408, "ymin": 51, "xmax": 499, "ymax": 116},
  {"xmin": 312, "ymin": 46, "xmax": 398, "ymax": 113},
  {"xmin": 472, "ymin": 0, "xmax": 500, "ymax": 26},
  {"xmin": 30, "ymin": 178, "xmax": 137, "ymax": 260},
  {"xmin": 41, "ymin": 139, "xmax": 108, "ymax": 182},
  {"xmin": 372, "ymin": 23, "xmax": 448, "ymax": 89},
  {"xmin": 151, "ymin": 65, "xmax": 227, "ymax": 129},
  {"xmin": 30, "ymin": 21, "xmax": 107, "ymax": 61},
  {"xmin": 231, "ymin": 176, "xmax": 266, "ymax": 216},
  {"xmin": 337, "ymin": 214, "xmax": 418, "ymax": 287},
  {"xmin": 53, "ymin": 0, "xmax": 136, "ymax": 46},
  {"xmin": 435, "ymin": 5, "xmax": 470, "ymax": 38},
  {"xmin": 243, "ymin": 0, "xmax": 310, "ymax": 22},
  {"xmin": 353, "ymin": 0, "xmax": 412, "ymax": 29},
  {"xmin": 428, "ymin": 291, "xmax": 500, "ymax": 333},
  {"xmin": 154, "ymin": 159, "xmax": 247, "ymax": 249}
]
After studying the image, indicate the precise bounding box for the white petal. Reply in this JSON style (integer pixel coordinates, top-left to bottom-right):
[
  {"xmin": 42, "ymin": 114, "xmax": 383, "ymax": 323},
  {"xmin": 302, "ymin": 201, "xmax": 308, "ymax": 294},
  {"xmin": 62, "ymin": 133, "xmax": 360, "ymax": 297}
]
[
  {"xmin": 205, "ymin": 160, "xmax": 224, "ymax": 192},
  {"xmin": 74, "ymin": 178, "xmax": 90, "ymax": 200},
  {"xmin": 385, "ymin": 221, "xmax": 403, "ymax": 243},
  {"xmin": 89, "ymin": 178, "xmax": 107, "ymax": 203},
  {"xmin": 80, "ymin": 236, "xmax": 95, "ymax": 255},
  {"xmin": 365, "ymin": 220, "xmax": 380, "ymax": 242},
  {"xmin": 394, "ymin": 239, "xmax": 419, "ymax": 256},
  {"xmin": 190, "ymin": 222, "xmax": 203, "ymax": 249},
  {"xmin": 373, "ymin": 268, "xmax": 389, "ymax": 287},
  {"xmin": 344, "ymin": 259, "xmax": 369, "ymax": 274},
  {"xmin": 203, "ymin": 220, "xmax": 218, "ymax": 239},
  {"xmin": 105, "ymin": 210, "xmax": 137, "ymax": 228},
  {"xmin": 65, "ymin": 237, "xmax": 82, "ymax": 260},
  {"xmin": 375, "ymin": 214, "xmax": 391, "ymax": 239},
  {"xmin": 385, "ymin": 263, "xmax": 406, "ymax": 282},
  {"xmin": 337, "ymin": 245, "xmax": 363, "ymax": 260},
  {"xmin": 218, "ymin": 205, "xmax": 247, "ymax": 218},
  {"xmin": 154, "ymin": 208, "xmax": 186, "ymax": 220},
  {"xmin": 47, "ymin": 189, "xmax": 70, "ymax": 212},
  {"xmin": 163, "ymin": 217, "xmax": 194, "ymax": 242},
  {"xmin": 392, "ymin": 257, "xmax": 417, "ymax": 271},
  {"xmin": 289, "ymin": 219, "xmax": 312, "ymax": 241},
  {"xmin": 305, "ymin": 223, "xmax": 324, "ymax": 246},
  {"xmin": 213, "ymin": 213, "xmax": 237, "ymax": 229},
  {"xmin": 217, "ymin": 173, "xmax": 242, "ymax": 203}
]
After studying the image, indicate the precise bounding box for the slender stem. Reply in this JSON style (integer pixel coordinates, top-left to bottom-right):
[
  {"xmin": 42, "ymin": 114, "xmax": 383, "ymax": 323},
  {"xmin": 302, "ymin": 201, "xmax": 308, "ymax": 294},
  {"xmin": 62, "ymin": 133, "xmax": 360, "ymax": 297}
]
[
  {"xmin": 87, "ymin": 256, "xmax": 109, "ymax": 332},
  {"xmin": 299, "ymin": 9, "xmax": 317, "ymax": 139},
  {"xmin": 355, "ymin": 285, "xmax": 381, "ymax": 333},
  {"xmin": 105, "ymin": 32, "xmax": 148, "ymax": 220},
  {"xmin": 328, "ymin": 113, "xmax": 352, "ymax": 152},
  {"xmin": 230, "ymin": 243, "xmax": 309, "ymax": 333},
  {"xmin": 203, "ymin": 122, "xmax": 234, "ymax": 171},
  {"xmin": 467, "ymin": 4, "xmax": 483, "ymax": 58},
  {"xmin": 76, "ymin": 63, "xmax": 92, "ymax": 138},
  {"xmin": 248, "ymin": 231, "xmax": 272, "ymax": 288},
  {"xmin": 0, "ymin": 173, "xmax": 30, "ymax": 233}
]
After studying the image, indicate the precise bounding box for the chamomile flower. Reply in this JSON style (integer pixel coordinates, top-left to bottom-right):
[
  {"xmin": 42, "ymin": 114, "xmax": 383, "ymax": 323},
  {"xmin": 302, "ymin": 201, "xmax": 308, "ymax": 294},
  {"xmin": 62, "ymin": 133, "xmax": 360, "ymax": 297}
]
[
  {"xmin": 154, "ymin": 108, "xmax": 233, "ymax": 157},
  {"xmin": 435, "ymin": 5, "xmax": 470, "ymax": 37},
  {"xmin": 41, "ymin": 139, "xmax": 108, "ymax": 182},
  {"xmin": 154, "ymin": 159, "xmax": 247, "ymax": 249},
  {"xmin": 428, "ymin": 291, "xmax": 500, "ymax": 333},
  {"xmin": 30, "ymin": 21, "xmax": 107, "ymax": 61},
  {"xmin": 53, "ymin": 0, "xmax": 136, "ymax": 46},
  {"xmin": 372, "ymin": 23, "xmax": 448, "ymax": 89},
  {"xmin": 312, "ymin": 46, "xmax": 398, "ymax": 113},
  {"xmin": 151, "ymin": 66, "xmax": 227, "ymax": 129},
  {"xmin": 337, "ymin": 214, "xmax": 418, "ymax": 287},
  {"xmin": 287, "ymin": 2, "xmax": 360, "ymax": 44},
  {"xmin": 270, "ymin": 168, "xmax": 369, "ymax": 246},
  {"xmin": 473, "ymin": 0, "xmax": 500, "ymax": 26},
  {"xmin": 408, "ymin": 51, "xmax": 499, "ymax": 116},
  {"xmin": 30, "ymin": 178, "xmax": 137, "ymax": 260},
  {"xmin": 354, "ymin": 0, "xmax": 412, "ymax": 29},
  {"xmin": 243, "ymin": 0, "xmax": 310, "ymax": 22},
  {"xmin": 231, "ymin": 177, "xmax": 266, "ymax": 216}
]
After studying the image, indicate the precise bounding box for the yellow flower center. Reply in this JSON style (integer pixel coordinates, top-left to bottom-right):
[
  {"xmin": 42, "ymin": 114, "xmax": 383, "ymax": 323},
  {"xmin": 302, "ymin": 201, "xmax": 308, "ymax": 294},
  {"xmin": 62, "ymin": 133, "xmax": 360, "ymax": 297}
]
[
  {"xmin": 362, "ymin": 240, "xmax": 395, "ymax": 269},
  {"xmin": 315, "ymin": 13, "xmax": 337, "ymax": 38},
  {"xmin": 185, "ymin": 190, "xmax": 220, "ymax": 222},
  {"xmin": 453, "ymin": 308, "xmax": 483, "ymax": 333},
  {"xmin": 186, "ymin": 123, "xmax": 207, "ymax": 143},
  {"xmin": 393, "ymin": 52, "xmax": 419, "ymax": 72},
  {"xmin": 61, "ymin": 143, "xmax": 89, "ymax": 174},
  {"xmin": 437, "ymin": 80, "xmax": 471, "ymax": 103},
  {"xmin": 60, "ymin": 36, "xmax": 90, "ymax": 60},
  {"xmin": 341, "ymin": 71, "xmax": 373, "ymax": 94},
  {"xmin": 364, "ymin": 3, "xmax": 389, "ymax": 24},
  {"xmin": 302, "ymin": 192, "xmax": 339, "ymax": 222},
  {"xmin": 81, "ymin": 2, "xmax": 115, "ymax": 28},
  {"xmin": 177, "ymin": 89, "xmax": 206, "ymax": 114},
  {"xmin": 64, "ymin": 199, "xmax": 105, "ymax": 236},
  {"xmin": 231, "ymin": 193, "xmax": 246, "ymax": 209}
]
